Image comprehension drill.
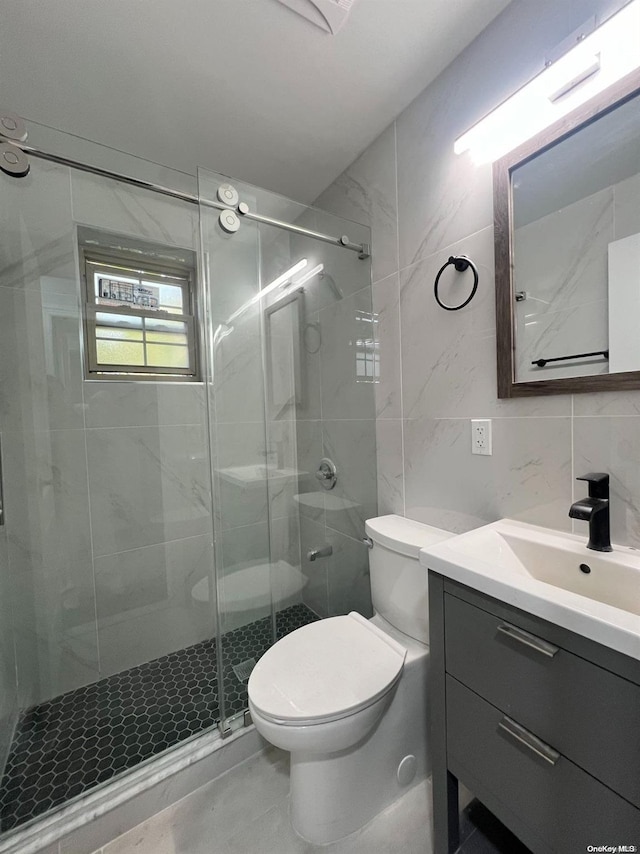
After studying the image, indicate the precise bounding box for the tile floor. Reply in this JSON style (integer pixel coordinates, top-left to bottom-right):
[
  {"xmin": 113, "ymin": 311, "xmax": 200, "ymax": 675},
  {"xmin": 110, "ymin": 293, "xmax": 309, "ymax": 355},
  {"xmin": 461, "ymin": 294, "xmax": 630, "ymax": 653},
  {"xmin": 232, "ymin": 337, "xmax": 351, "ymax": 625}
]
[
  {"xmin": 0, "ymin": 604, "xmax": 318, "ymax": 832},
  {"xmin": 89, "ymin": 748, "xmax": 532, "ymax": 854}
]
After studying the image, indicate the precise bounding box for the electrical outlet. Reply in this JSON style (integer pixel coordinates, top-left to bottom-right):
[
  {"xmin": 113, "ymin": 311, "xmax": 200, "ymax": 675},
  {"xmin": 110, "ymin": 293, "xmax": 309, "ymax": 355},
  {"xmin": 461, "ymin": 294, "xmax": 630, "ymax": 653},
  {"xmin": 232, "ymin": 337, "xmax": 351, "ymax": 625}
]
[{"xmin": 471, "ymin": 419, "xmax": 492, "ymax": 456}]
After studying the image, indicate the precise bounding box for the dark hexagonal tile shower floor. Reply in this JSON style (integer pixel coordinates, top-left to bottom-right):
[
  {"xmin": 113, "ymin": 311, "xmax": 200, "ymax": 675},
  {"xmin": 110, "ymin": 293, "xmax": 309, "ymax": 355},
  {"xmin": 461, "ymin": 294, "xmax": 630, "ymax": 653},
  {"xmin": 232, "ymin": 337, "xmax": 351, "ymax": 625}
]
[{"xmin": 0, "ymin": 603, "xmax": 318, "ymax": 833}]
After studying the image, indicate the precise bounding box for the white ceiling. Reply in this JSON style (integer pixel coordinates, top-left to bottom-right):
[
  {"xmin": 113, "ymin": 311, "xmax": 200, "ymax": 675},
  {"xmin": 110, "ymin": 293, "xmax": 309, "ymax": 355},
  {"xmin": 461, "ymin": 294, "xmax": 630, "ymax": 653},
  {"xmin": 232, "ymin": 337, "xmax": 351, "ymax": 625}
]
[{"xmin": 0, "ymin": 0, "xmax": 510, "ymax": 203}]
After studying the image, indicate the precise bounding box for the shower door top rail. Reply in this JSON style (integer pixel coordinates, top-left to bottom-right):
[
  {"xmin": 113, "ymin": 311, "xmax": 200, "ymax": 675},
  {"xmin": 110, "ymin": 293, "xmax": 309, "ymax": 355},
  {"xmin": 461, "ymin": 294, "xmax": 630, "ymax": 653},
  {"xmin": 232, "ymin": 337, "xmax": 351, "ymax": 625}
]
[{"xmin": 18, "ymin": 143, "xmax": 370, "ymax": 259}]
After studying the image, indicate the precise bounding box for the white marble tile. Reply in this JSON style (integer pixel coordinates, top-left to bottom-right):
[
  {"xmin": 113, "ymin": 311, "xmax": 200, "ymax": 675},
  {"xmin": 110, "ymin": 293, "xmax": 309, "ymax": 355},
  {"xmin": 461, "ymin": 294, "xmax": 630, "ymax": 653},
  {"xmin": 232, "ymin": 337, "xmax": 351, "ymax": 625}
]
[
  {"xmin": 84, "ymin": 382, "xmax": 206, "ymax": 429},
  {"xmin": 0, "ymin": 286, "xmax": 84, "ymax": 433},
  {"xmin": 373, "ymin": 274, "xmax": 401, "ymax": 419},
  {"xmin": 265, "ymin": 419, "xmax": 298, "ymax": 521},
  {"xmin": 215, "ymin": 421, "xmax": 269, "ymax": 531},
  {"xmin": 294, "ymin": 420, "xmax": 325, "ymax": 524},
  {"xmin": 322, "ymin": 420, "xmax": 377, "ymax": 542},
  {"xmin": 403, "ymin": 417, "xmax": 573, "ymax": 535},
  {"xmin": 399, "ymin": 228, "xmax": 571, "ymax": 420},
  {"xmin": 613, "ymin": 171, "xmax": 640, "ymax": 241},
  {"xmin": 101, "ymin": 749, "xmax": 289, "ymax": 854},
  {"xmin": 572, "ymin": 416, "xmax": 640, "ymax": 549},
  {"xmin": 328, "ymin": 779, "xmax": 433, "ymax": 854},
  {"xmin": 2, "ymin": 429, "xmax": 98, "ymax": 704},
  {"xmin": 212, "ymin": 310, "xmax": 266, "ymax": 425},
  {"xmin": 395, "ymin": 69, "xmax": 494, "ymax": 269},
  {"xmin": 86, "ymin": 424, "xmax": 211, "ymax": 556},
  {"xmin": 319, "ymin": 288, "xmax": 377, "ymax": 422},
  {"xmin": 95, "ymin": 534, "xmax": 214, "ymax": 677},
  {"xmin": 299, "ymin": 516, "xmax": 329, "ymax": 618},
  {"xmin": 297, "ymin": 310, "xmax": 322, "ymax": 422},
  {"xmin": 394, "ymin": 0, "xmax": 588, "ymax": 270},
  {"xmin": 326, "ymin": 529, "xmax": 373, "ymax": 619},
  {"xmin": 573, "ymin": 390, "xmax": 640, "ymax": 417},
  {"xmin": 311, "ymin": 213, "xmax": 371, "ymax": 310},
  {"xmin": 513, "ymin": 186, "xmax": 613, "ymax": 315},
  {"xmin": 514, "ymin": 299, "xmax": 608, "ymax": 383},
  {"xmin": 220, "ymin": 801, "xmax": 314, "ymax": 854},
  {"xmin": 0, "ymin": 160, "xmax": 78, "ymax": 295},
  {"xmin": 269, "ymin": 514, "xmax": 301, "ymax": 575},
  {"xmin": 70, "ymin": 171, "xmax": 197, "ymax": 251},
  {"xmin": 314, "ymin": 122, "xmax": 398, "ymax": 285},
  {"xmin": 376, "ymin": 419, "xmax": 404, "ymax": 516}
]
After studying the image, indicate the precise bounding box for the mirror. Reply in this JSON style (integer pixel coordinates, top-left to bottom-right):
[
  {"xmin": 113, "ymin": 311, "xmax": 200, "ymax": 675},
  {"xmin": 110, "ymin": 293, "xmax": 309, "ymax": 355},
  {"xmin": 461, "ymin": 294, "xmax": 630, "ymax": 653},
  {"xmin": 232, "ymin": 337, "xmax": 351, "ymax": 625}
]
[{"xmin": 495, "ymin": 68, "xmax": 640, "ymax": 397}]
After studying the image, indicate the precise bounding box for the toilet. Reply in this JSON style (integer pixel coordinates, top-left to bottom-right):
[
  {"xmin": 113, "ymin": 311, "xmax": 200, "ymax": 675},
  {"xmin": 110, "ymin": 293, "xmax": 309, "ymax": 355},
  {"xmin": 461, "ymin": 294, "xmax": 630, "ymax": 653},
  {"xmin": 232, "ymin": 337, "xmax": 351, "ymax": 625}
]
[{"xmin": 247, "ymin": 514, "xmax": 454, "ymax": 844}]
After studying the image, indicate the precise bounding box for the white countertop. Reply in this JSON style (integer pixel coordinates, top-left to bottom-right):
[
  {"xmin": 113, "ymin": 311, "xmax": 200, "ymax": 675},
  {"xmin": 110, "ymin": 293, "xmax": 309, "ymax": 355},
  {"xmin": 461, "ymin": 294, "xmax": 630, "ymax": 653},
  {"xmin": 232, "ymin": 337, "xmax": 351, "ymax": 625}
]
[{"xmin": 419, "ymin": 518, "xmax": 640, "ymax": 662}]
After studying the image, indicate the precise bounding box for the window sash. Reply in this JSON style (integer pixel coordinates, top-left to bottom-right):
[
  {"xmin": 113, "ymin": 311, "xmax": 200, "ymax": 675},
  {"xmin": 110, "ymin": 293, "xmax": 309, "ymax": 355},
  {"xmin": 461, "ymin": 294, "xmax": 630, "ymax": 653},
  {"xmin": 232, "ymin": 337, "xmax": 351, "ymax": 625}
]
[{"xmin": 82, "ymin": 252, "xmax": 199, "ymax": 380}]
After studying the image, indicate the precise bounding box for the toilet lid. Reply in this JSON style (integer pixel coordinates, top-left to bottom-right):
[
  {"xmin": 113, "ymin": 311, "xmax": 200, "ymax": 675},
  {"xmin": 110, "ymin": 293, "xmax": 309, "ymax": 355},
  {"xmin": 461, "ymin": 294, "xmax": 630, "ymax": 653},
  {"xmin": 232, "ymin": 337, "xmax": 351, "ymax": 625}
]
[{"xmin": 248, "ymin": 612, "xmax": 406, "ymax": 725}]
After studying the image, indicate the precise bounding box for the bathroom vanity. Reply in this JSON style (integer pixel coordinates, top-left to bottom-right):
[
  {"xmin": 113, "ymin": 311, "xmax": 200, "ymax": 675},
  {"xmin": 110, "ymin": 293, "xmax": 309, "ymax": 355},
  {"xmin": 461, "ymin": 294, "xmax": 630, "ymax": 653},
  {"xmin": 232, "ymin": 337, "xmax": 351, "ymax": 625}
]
[{"xmin": 421, "ymin": 520, "xmax": 640, "ymax": 854}]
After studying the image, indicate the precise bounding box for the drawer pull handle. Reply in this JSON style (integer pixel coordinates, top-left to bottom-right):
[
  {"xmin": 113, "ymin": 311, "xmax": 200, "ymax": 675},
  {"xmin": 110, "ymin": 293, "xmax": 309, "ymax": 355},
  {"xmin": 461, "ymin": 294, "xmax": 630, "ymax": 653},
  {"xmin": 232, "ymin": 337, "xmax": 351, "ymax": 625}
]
[
  {"xmin": 497, "ymin": 623, "xmax": 558, "ymax": 658},
  {"xmin": 498, "ymin": 716, "xmax": 560, "ymax": 766}
]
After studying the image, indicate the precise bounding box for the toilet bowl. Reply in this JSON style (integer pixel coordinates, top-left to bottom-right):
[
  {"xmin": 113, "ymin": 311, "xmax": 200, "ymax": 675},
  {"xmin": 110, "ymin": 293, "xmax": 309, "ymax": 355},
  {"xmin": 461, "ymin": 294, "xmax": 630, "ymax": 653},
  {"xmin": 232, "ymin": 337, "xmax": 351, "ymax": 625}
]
[{"xmin": 247, "ymin": 514, "xmax": 454, "ymax": 845}]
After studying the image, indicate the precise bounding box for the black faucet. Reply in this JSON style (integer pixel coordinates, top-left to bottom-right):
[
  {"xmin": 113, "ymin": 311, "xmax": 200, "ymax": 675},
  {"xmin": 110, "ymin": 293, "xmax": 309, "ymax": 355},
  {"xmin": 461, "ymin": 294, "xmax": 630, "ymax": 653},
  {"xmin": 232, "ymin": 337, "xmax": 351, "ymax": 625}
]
[{"xmin": 569, "ymin": 473, "xmax": 612, "ymax": 552}]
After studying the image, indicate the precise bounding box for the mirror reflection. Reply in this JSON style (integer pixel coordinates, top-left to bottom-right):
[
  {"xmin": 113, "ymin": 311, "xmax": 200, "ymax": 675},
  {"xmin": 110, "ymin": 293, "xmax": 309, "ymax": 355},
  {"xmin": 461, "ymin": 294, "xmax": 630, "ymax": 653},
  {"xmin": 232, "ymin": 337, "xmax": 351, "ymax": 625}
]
[{"xmin": 512, "ymin": 90, "xmax": 640, "ymax": 383}]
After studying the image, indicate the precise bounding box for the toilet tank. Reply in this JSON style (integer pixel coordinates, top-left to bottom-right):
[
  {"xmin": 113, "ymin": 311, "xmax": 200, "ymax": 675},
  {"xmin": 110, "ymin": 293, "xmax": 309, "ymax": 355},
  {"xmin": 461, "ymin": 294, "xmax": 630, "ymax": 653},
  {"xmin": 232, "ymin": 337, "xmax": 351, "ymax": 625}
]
[{"xmin": 365, "ymin": 515, "xmax": 454, "ymax": 644}]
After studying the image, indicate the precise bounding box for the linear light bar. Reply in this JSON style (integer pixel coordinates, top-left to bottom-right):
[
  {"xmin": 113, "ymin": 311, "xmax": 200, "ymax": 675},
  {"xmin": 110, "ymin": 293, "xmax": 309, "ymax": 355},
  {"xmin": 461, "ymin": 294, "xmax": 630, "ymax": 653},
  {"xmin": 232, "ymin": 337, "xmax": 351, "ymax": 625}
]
[{"xmin": 454, "ymin": 0, "xmax": 640, "ymax": 164}]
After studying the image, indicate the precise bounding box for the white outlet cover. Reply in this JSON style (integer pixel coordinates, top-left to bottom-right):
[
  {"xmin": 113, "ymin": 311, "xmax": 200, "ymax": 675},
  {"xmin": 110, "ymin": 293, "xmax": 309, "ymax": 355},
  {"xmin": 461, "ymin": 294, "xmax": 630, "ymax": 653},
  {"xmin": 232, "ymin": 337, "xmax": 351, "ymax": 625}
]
[{"xmin": 471, "ymin": 419, "xmax": 492, "ymax": 456}]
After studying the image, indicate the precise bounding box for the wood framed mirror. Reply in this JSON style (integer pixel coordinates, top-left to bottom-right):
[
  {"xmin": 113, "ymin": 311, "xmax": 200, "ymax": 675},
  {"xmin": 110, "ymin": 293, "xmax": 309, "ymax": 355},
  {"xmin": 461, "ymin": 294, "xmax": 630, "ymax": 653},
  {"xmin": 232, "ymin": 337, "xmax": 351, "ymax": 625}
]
[{"xmin": 495, "ymin": 67, "xmax": 640, "ymax": 397}]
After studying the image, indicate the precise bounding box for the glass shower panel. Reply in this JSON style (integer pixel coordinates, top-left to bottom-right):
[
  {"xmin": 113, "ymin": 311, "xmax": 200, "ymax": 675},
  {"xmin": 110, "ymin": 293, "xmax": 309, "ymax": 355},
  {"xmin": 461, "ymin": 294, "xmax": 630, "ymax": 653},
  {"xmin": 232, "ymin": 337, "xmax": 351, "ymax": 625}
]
[
  {"xmin": 198, "ymin": 168, "xmax": 375, "ymax": 733},
  {"xmin": 0, "ymin": 146, "xmax": 220, "ymax": 835}
]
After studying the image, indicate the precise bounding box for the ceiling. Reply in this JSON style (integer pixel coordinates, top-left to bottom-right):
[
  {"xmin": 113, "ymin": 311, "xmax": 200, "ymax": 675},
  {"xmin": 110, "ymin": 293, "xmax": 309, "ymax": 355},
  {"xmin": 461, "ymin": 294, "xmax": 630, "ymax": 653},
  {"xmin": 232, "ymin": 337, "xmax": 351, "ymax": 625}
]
[{"xmin": 0, "ymin": 0, "xmax": 510, "ymax": 204}]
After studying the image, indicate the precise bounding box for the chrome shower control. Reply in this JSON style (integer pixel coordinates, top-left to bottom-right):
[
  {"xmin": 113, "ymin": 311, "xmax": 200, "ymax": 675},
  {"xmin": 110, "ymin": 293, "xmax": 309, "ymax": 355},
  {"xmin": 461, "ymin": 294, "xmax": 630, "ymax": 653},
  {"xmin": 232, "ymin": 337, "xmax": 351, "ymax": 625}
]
[{"xmin": 315, "ymin": 458, "xmax": 337, "ymax": 490}]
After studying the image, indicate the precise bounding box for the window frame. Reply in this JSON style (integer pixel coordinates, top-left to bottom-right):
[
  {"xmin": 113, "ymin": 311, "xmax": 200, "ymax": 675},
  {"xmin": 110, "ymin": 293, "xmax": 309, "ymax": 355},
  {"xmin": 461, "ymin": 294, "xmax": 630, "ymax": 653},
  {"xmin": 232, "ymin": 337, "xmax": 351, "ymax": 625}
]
[{"xmin": 80, "ymin": 247, "xmax": 200, "ymax": 382}]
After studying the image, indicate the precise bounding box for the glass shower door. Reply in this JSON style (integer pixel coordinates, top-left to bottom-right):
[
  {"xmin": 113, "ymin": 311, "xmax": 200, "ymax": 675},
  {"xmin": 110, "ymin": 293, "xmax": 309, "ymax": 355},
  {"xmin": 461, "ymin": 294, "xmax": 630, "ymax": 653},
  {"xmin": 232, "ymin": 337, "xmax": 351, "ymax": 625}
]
[
  {"xmin": 198, "ymin": 168, "xmax": 376, "ymax": 734},
  {"xmin": 0, "ymin": 140, "xmax": 222, "ymax": 836}
]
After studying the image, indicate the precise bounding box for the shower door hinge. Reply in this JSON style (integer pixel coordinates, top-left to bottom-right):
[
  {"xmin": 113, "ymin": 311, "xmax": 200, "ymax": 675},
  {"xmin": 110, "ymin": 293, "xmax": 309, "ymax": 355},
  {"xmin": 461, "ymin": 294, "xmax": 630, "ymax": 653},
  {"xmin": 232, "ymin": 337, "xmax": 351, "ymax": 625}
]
[{"xmin": 243, "ymin": 710, "xmax": 253, "ymax": 728}]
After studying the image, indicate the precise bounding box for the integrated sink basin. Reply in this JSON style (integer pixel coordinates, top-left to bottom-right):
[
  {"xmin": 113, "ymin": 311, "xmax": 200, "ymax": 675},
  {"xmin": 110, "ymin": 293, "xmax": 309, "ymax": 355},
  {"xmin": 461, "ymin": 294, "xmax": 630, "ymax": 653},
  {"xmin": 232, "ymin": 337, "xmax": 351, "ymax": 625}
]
[{"xmin": 420, "ymin": 518, "xmax": 640, "ymax": 660}]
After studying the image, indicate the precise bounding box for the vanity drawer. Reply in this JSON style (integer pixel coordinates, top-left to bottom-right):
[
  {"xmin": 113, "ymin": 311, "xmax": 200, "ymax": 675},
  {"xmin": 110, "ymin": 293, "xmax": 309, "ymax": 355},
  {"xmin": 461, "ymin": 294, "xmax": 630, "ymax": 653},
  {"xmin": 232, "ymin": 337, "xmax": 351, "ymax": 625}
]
[
  {"xmin": 446, "ymin": 676, "xmax": 640, "ymax": 852},
  {"xmin": 444, "ymin": 592, "xmax": 640, "ymax": 806}
]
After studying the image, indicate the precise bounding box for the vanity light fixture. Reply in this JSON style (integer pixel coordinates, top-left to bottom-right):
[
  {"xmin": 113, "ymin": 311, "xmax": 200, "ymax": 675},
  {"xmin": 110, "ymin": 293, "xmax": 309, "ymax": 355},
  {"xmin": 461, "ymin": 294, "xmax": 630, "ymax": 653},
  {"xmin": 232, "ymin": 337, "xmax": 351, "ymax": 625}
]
[{"xmin": 454, "ymin": 0, "xmax": 640, "ymax": 164}]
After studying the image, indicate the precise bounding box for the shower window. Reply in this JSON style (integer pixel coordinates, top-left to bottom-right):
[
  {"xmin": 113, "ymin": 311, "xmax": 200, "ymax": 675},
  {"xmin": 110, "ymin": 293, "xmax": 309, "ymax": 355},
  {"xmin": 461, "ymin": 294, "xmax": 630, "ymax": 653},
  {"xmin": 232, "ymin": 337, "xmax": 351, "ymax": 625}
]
[{"xmin": 81, "ymin": 251, "xmax": 199, "ymax": 380}]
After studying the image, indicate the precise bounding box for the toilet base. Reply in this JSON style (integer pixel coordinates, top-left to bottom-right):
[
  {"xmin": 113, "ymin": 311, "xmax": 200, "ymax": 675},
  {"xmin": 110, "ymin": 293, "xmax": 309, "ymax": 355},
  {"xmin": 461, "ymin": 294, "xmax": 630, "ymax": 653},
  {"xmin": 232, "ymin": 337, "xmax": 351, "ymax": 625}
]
[{"xmin": 290, "ymin": 630, "xmax": 429, "ymax": 845}]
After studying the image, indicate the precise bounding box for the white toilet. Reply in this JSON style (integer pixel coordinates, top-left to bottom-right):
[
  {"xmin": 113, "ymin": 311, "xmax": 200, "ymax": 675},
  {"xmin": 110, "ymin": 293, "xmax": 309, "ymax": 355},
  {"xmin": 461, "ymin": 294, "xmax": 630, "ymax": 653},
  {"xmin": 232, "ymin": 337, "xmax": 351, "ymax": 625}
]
[{"xmin": 247, "ymin": 514, "xmax": 454, "ymax": 844}]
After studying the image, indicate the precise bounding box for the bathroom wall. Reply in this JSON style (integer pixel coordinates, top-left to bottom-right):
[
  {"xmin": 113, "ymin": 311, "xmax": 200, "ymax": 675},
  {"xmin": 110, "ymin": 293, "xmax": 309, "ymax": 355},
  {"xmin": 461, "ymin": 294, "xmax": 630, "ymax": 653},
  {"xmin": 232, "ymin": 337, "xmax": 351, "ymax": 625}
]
[
  {"xmin": 315, "ymin": 0, "xmax": 640, "ymax": 550},
  {"xmin": 0, "ymin": 156, "xmax": 215, "ymax": 707}
]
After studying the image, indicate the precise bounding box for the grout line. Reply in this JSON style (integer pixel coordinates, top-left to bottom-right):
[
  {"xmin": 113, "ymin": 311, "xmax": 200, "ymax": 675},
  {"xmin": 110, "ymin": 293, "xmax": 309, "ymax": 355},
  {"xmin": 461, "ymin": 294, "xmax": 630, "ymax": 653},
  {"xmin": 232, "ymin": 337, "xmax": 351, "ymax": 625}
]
[
  {"xmin": 397, "ymin": 223, "xmax": 494, "ymax": 279},
  {"xmin": 393, "ymin": 121, "xmax": 406, "ymax": 518},
  {"xmin": 93, "ymin": 531, "xmax": 213, "ymax": 561}
]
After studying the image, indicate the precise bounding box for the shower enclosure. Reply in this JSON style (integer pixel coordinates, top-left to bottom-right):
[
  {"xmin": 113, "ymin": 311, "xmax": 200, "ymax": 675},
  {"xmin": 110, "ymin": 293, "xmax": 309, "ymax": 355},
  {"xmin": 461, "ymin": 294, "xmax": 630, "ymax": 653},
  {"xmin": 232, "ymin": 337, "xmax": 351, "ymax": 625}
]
[{"xmin": 0, "ymin": 122, "xmax": 377, "ymax": 839}]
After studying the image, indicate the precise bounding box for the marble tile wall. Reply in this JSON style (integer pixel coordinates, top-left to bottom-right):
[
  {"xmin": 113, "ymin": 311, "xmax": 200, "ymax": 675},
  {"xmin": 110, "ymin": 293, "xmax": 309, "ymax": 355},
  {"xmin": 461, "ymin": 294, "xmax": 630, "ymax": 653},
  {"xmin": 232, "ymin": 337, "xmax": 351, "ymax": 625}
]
[
  {"xmin": 0, "ymin": 160, "xmax": 216, "ymax": 707},
  {"xmin": 514, "ymin": 171, "xmax": 640, "ymax": 383},
  {"xmin": 314, "ymin": 0, "xmax": 640, "ymax": 549},
  {"xmin": 200, "ymin": 179, "xmax": 377, "ymax": 623}
]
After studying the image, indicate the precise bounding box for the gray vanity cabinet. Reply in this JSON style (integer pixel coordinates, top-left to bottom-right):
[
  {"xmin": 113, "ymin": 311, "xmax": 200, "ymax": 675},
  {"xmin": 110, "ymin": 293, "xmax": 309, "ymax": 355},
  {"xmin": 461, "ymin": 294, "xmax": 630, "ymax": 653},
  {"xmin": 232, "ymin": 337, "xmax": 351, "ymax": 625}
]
[{"xmin": 428, "ymin": 572, "xmax": 640, "ymax": 854}]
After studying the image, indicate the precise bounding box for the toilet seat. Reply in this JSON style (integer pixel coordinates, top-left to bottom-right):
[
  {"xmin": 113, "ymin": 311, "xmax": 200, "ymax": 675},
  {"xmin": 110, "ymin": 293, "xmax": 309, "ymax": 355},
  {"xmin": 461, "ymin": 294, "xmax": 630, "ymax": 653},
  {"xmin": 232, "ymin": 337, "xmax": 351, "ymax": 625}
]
[{"xmin": 248, "ymin": 612, "xmax": 406, "ymax": 726}]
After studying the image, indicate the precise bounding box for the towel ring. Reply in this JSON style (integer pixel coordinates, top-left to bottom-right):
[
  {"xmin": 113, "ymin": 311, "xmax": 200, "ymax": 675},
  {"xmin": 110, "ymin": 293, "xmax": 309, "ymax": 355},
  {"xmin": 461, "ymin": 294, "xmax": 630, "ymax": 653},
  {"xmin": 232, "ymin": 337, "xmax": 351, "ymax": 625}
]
[{"xmin": 433, "ymin": 255, "xmax": 479, "ymax": 311}]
